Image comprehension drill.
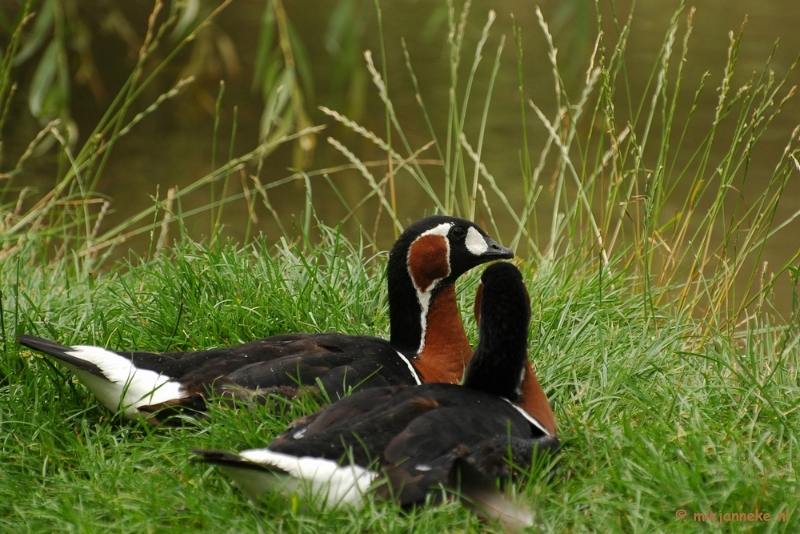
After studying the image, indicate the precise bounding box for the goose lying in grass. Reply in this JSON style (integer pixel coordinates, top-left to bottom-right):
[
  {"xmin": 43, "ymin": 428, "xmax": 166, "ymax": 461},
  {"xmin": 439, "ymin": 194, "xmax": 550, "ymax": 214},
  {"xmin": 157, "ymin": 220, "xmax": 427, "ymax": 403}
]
[
  {"xmin": 194, "ymin": 262, "xmax": 558, "ymax": 531},
  {"xmin": 18, "ymin": 216, "xmax": 513, "ymax": 422}
]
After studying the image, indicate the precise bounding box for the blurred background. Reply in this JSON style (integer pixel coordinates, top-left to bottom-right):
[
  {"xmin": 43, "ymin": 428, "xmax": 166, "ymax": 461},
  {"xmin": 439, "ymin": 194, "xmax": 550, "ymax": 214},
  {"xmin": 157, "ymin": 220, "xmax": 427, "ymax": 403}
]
[{"xmin": 2, "ymin": 0, "xmax": 799, "ymax": 284}]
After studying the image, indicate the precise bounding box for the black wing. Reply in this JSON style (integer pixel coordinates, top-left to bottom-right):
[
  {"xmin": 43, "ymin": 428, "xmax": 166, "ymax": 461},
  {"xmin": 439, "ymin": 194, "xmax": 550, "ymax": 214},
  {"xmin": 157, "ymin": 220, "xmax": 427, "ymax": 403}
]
[
  {"xmin": 222, "ymin": 340, "xmax": 416, "ymax": 400},
  {"xmin": 267, "ymin": 385, "xmax": 444, "ymax": 466},
  {"xmin": 127, "ymin": 333, "xmax": 377, "ymax": 382},
  {"xmin": 377, "ymin": 386, "xmax": 554, "ymax": 504}
]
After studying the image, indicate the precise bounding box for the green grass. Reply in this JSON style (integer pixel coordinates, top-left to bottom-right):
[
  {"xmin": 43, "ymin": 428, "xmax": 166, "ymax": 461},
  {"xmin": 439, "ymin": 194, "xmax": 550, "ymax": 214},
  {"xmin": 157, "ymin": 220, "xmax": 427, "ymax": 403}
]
[
  {"xmin": 2, "ymin": 0, "xmax": 800, "ymax": 532},
  {"xmin": 3, "ymin": 230, "xmax": 799, "ymax": 532}
]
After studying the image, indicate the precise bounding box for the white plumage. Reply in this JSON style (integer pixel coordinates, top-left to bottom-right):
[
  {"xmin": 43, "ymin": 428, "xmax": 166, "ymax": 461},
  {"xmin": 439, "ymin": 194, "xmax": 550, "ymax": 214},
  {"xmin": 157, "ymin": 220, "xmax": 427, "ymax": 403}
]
[
  {"xmin": 218, "ymin": 449, "xmax": 377, "ymax": 508},
  {"xmin": 62, "ymin": 345, "xmax": 186, "ymax": 419}
]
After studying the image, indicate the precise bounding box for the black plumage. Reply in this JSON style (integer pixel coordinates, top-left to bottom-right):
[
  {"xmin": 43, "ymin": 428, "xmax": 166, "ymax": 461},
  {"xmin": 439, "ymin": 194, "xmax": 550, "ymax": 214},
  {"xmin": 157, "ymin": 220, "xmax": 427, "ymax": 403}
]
[
  {"xmin": 195, "ymin": 263, "xmax": 559, "ymax": 530},
  {"xmin": 18, "ymin": 216, "xmax": 513, "ymax": 421}
]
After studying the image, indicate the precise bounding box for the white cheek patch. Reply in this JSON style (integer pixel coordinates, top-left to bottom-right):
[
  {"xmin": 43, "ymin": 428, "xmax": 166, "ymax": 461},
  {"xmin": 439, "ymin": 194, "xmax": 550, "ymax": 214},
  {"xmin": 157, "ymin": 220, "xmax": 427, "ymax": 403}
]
[{"xmin": 465, "ymin": 227, "xmax": 489, "ymax": 256}]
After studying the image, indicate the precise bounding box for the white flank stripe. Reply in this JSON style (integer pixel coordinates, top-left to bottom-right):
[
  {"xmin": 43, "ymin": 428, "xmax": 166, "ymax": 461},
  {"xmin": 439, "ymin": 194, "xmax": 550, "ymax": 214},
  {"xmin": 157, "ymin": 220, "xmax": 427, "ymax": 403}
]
[
  {"xmin": 233, "ymin": 449, "xmax": 378, "ymax": 508},
  {"xmin": 395, "ymin": 351, "xmax": 422, "ymax": 385},
  {"xmin": 503, "ymin": 398, "xmax": 552, "ymax": 437},
  {"xmin": 65, "ymin": 345, "xmax": 186, "ymax": 420},
  {"xmin": 465, "ymin": 226, "xmax": 489, "ymax": 255}
]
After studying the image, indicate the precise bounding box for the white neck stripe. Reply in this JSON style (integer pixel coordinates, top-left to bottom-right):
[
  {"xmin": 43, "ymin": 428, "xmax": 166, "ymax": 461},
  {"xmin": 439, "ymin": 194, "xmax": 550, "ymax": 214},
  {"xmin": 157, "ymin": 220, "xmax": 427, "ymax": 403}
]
[{"xmin": 407, "ymin": 224, "xmax": 453, "ymax": 356}]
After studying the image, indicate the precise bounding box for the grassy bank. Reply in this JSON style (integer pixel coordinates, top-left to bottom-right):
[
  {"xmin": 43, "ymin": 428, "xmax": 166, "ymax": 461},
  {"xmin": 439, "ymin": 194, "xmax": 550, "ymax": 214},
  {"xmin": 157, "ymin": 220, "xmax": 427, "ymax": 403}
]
[
  {"xmin": 3, "ymin": 228, "xmax": 799, "ymax": 532},
  {"xmin": 2, "ymin": 0, "xmax": 800, "ymax": 532}
]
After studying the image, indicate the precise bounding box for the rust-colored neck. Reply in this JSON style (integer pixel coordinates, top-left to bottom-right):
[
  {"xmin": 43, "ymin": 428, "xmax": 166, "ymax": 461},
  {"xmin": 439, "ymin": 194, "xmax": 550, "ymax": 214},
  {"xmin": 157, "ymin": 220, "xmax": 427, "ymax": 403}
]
[
  {"xmin": 411, "ymin": 284, "xmax": 472, "ymax": 384},
  {"xmin": 517, "ymin": 360, "xmax": 557, "ymax": 436}
]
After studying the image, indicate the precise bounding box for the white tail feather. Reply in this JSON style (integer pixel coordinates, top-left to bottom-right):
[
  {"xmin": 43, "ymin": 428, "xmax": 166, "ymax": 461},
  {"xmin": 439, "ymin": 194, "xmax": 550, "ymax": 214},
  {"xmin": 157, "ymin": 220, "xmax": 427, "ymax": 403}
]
[
  {"xmin": 221, "ymin": 449, "xmax": 377, "ymax": 508},
  {"xmin": 64, "ymin": 346, "xmax": 186, "ymax": 419}
]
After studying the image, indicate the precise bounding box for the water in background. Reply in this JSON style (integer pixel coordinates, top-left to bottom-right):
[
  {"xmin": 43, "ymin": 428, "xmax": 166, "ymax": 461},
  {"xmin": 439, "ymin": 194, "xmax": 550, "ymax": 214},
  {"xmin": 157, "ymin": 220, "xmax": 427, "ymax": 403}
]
[{"xmin": 7, "ymin": 0, "xmax": 800, "ymax": 308}]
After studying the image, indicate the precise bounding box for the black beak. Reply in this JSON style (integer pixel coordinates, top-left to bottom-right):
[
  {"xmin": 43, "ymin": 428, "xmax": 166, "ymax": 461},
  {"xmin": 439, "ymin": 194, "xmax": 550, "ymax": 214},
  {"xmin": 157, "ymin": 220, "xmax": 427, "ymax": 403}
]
[{"xmin": 483, "ymin": 237, "xmax": 514, "ymax": 259}]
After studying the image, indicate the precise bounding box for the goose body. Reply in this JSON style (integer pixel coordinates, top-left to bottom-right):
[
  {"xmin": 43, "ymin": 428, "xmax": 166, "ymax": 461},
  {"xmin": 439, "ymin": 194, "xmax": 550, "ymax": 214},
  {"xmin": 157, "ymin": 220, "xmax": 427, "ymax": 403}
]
[
  {"xmin": 18, "ymin": 216, "xmax": 513, "ymax": 421},
  {"xmin": 195, "ymin": 262, "xmax": 558, "ymax": 529}
]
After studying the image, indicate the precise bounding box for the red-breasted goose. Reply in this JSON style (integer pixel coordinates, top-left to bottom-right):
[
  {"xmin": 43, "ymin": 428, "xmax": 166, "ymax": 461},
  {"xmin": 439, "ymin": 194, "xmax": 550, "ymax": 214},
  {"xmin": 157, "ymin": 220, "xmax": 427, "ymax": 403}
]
[
  {"xmin": 193, "ymin": 262, "xmax": 558, "ymax": 530},
  {"xmin": 17, "ymin": 216, "xmax": 513, "ymax": 421}
]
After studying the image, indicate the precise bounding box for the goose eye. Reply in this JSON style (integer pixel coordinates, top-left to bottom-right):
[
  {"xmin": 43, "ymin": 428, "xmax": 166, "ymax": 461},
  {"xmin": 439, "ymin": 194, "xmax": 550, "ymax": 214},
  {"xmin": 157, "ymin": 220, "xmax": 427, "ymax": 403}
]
[{"xmin": 451, "ymin": 226, "xmax": 467, "ymax": 238}]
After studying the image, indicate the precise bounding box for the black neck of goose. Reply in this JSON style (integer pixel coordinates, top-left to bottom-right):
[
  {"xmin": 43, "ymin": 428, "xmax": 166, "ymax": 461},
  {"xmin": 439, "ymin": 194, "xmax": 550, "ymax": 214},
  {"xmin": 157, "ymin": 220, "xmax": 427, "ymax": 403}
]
[
  {"xmin": 462, "ymin": 329, "xmax": 527, "ymax": 400},
  {"xmin": 462, "ymin": 289, "xmax": 529, "ymax": 400},
  {"xmin": 387, "ymin": 244, "xmax": 442, "ymax": 356}
]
